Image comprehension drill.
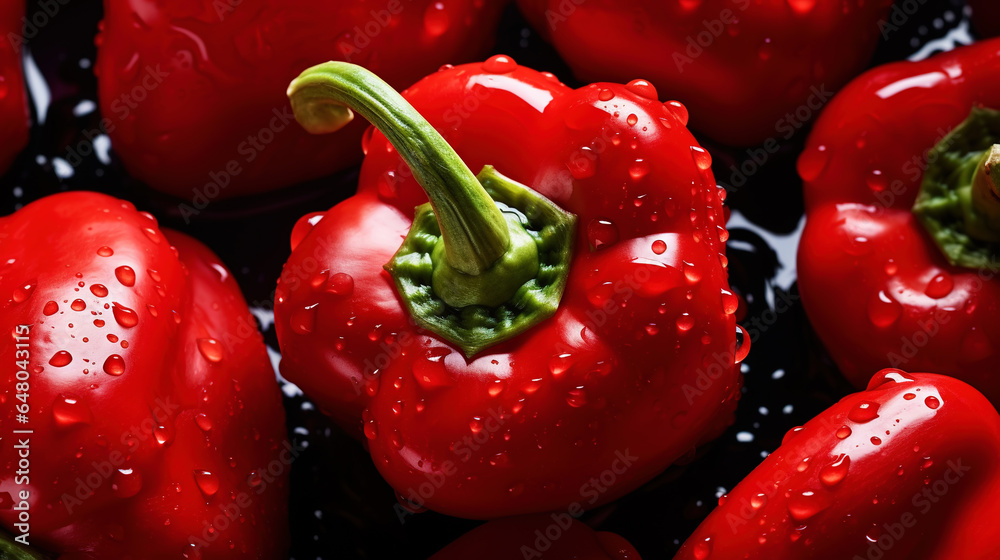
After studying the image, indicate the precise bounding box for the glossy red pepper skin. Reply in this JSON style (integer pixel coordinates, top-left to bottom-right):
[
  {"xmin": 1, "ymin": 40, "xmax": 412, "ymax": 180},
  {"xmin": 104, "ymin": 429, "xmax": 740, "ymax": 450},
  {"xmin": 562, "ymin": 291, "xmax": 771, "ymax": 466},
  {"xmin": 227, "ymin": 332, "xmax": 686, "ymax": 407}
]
[
  {"xmin": 515, "ymin": 0, "xmax": 892, "ymax": 147},
  {"xmin": 95, "ymin": 0, "xmax": 505, "ymax": 200},
  {"xmin": 275, "ymin": 57, "xmax": 740, "ymax": 518},
  {"xmin": 0, "ymin": 0, "xmax": 29, "ymax": 175},
  {"xmin": 797, "ymin": 40, "xmax": 1000, "ymax": 403},
  {"xmin": 0, "ymin": 193, "xmax": 289, "ymax": 558},
  {"xmin": 431, "ymin": 514, "xmax": 641, "ymax": 560},
  {"xmin": 675, "ymin": 369, "xmax": 1000, "ymax": 560}
]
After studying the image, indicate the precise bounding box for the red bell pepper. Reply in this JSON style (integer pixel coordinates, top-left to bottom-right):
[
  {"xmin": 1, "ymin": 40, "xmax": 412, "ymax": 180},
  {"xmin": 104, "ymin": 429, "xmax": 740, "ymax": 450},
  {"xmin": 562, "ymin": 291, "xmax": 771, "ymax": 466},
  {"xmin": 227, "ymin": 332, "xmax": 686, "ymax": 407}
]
[
  {"xmin": 797, "ymin": 39, "xmax": 1000, "ymax": 403},
  {"xmin": 674, "ymin": 369, "xmax": 1000, "ymax": 559},
  {"xmin": 275, "ymin": 57, "xmax": 744, "ymax": 518},
  {"xmin": 94, "ymin": 0, "xmax": 506, "ymax": 203},
  {"xmin": 0, "ymin": 0, "xmax": 29, "ymax": 175},
  {"xmin": 0, "ymin": 192, "xmax": 289, "ymax": 558},
  {"xmin": 431, "ymin": 514, "xmax": 641, "ymax": 560},
  {"xmin": 515, "ymin": 0, "xmax": 893, "ymax": 147}
]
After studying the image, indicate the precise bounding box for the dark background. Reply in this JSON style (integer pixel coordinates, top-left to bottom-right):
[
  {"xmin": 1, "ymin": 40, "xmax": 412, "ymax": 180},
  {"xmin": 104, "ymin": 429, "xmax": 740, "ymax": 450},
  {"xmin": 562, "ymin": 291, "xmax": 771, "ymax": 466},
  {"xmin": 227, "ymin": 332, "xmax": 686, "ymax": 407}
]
[{"xmin": 0, "ymin": 0, "xmax": 976, "ymax": 557}]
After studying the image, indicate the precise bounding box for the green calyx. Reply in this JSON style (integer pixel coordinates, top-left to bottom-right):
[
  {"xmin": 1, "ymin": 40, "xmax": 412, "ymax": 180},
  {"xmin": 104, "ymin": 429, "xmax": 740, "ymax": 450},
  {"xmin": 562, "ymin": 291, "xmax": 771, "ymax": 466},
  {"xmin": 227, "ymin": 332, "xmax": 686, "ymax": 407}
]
[
  {"xmin": 288, "ymin": 62, "xmax": 575, "ymax": 357},
  {"xmin": 0, "ymin": 531, "xmax": 47, "ymax": 560},
  {"xmin": 913, "ymin": 107, "xmax": 1000, "ymax": 269}
]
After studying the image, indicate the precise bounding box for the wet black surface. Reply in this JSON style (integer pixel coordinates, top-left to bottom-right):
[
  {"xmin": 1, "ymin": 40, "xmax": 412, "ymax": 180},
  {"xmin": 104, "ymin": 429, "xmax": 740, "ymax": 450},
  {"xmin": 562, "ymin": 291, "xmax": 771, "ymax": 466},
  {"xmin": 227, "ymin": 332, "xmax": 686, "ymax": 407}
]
[{"xmin": 0, "ymin": 0, "xmax": 979, "ymax": 558}]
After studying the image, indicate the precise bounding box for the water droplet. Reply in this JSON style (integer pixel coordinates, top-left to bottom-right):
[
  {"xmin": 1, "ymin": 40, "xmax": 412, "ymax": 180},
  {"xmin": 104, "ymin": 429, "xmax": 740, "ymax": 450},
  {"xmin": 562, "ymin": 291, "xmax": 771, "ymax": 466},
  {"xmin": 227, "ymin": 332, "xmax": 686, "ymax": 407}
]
[
  {"xmin": 691, "ymin": 146, "xmax": 712, "ymax": 170},
  {"xmin": 676, "ymin": 313, "xmax": 695, "ymax": 333},
  {"xmin": 866, "ymin": 169, "xmax": 887, "ymax": 192},
  {"xmin": 884, "ymin": 260, "xmax": 898, "ymax": 275},
  {"xmin": 870, "ymin": 436, "xmax": 882, "ymax": 445},
  {"xmin": 549, "ymin": 353, "xmax": 573, "ymax": 376},
  {"xmin": 684, "ymin": 262, "xmax": 702, "ymax": 284},
  {"xmin": 12, "ymin": 281, "xmax": 36, "ymax": 303},
  {"xmin": 848, "ymin": 401, "xmax": 880, "ymax": 423},
  {"xmin": 567, "ymin": 147, "xmax": 597, "ymax": 179},
  {"xmin": 651, "ymin": 239, "xmax": 667, "ymax": 254},
  {"xmin": 153, "ymin": 422, "xmax": 174, "ymax": 445},
  {"xmin": 587, "ymin": 219, "xmax": 619, "ymax": 250},
  {"xmin": 197, "ymin": 338, "xmax": 224, "ymax": 363},
  {"xmin": 290, "ymin": 304, "xmax": 318, "ymax": 335},
  {"xmin": 750, "ymin": 493, "xmax": 767, "ymax": 509},
  {"xmin": 43, "ymin": 301, "xmax": 59, "ymax": 315},
  {"xmin": 625, "ymin": 79, "xmax": 657, "ymax": 99},
  {"xmin": 820, "ymin": 454, "xmax": 850, "ymax": 486},
  {"xmin": 692, "ymin": 537, "xmax": 712, "ymax": 560},
  {"xmin": 112, "ymin": 468, "xmax": 142, "ymax": 498},
  {"xmin": 628, "ymin": 158, "xmax": 650, "ymax": 181},
  {"xmin": 195, "ymin": 413, "xmax": 213, "ymax": 432},
  {"xmin": 598, "ymin": 88, "xmax": 614, "ymax": 101},
  {"xmin": 91, "ymin": 284, "xmax": 109, "ymax": 297},
  {"xmin": 423, "ymin": 2, "xmax": 449, "ymax": 37},
  {"xmin": 71, "ymin": 299, "xmax": 87, "ymax": 311},
  {"xmin": 103, "ymin": 354, "xmax": 125, "ymax": 376},
  {"xmin": 903, "ymin": 393, "xmax": 916, "ymax": 400},
  {"xmin": 413, "ymin": 347, "xmax": 453, "ymax": 389},
  {"xmin": 115, "ymin": 266, "xmax": 136, "ymax": 287},
  {"xmin": 868, "ymin": 290, "xmax": 901, "ymax": 328},
  {"xmin": 193, "ymin": 470, "xmax": 219, "ymax": 497},
  {"xmin": 664, "ymin": 101, "xmax": 688, "ymax": 126},
  {"xmin": 787, "ymin": 490, "xmax": 829, "ymax": 521},
  {"xmin": 787, "ymin": 0, "xmax": 816, "ymax": 15},
  {"xmin": 797, "ymin": 144, "xmax": 829, "ymax": 182},
  {"xmin": 112, "ymin": 302, "xmax": 139, "ymax": 328},
  {"xmin": 626, "ymin": 113, "xmax": 639, "ymax": 127},
  {"xmin": 49, "ymin": 351, "xmax": 73, "ymax": 367},
  {"xmin": 734, "ymin": 325, "xmax": 750, "ymax": 364},
  {"xmin": 925, "ymin": 396, "xmax": 940, "ymax": 409},
  {"xmin": 326, "ymin": 273, "xmax": 354, "ymax": 296},
  {"xmin": 925, "ymin": 273, "xmax": 954, "ymax": 299},
  {"xmin": 53, "ymin": 395, "xmax": 92, "ymax": 426},
  {"xmin": 390, "ymin": 429, "xmax": 404, "ymax": 450},
  {"xmin": 722, "ymin": 290, "xmax": 738, "ymax": 315},
  {"xmin": 142, "ymin": 227, "xmax": 160, "ymax": 244},
  {"xmin": 482, "ymin": 54, "xmax": 516, "ymax": 74},
  {"xmin": 469, "ymin": 416, "xmax": 484, "ymax": 434},
  {"xmin": 836, "ymin": 425, "xmax": 852, "ymax": 439},
  {"xmin": 487, "ymin": 380, "xmax": 505, "ymax": 397},
  {"xmin": 489, "ymin": 451, "xmax": 509, "ymax": 467},
  {"xmin": 566, "ymin": 387, "xmax": 588, "ymax": 408}
]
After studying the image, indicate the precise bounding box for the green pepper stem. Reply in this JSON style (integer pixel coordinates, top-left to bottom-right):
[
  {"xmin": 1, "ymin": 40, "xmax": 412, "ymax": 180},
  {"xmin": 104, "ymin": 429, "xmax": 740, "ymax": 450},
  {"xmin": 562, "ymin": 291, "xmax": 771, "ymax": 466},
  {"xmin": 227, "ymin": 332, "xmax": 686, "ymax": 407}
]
[
  {"xmin": 971, "ymin": 144, "xmax": 1000, "ymax": 240},
  {"xmin": 287, "ymin": 61, "xmax": 510, "ymax": 276}
]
